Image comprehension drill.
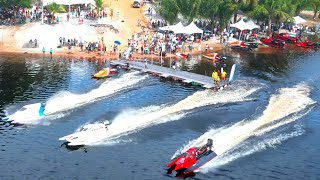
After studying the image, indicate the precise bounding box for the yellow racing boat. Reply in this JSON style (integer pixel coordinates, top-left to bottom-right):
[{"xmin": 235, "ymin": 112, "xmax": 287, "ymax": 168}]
[{"xmin": 92, "ymin": 68, "xmax": 114, "ymax": 79}]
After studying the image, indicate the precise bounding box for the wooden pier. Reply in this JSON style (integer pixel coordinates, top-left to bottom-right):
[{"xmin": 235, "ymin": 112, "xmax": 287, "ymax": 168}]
[{"xmin": 110, "ymin": 60, "xmax": 215, "ymax": 88}]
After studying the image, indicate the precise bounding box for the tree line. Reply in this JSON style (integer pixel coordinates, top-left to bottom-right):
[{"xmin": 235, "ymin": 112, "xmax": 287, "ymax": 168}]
[
  {"xmin": 158, "ymin": 0, "xmax": 320, "ymax": 34},
  {"xmin": 0, "ymin": 0, "xmax": 33, "ymax": 8}
]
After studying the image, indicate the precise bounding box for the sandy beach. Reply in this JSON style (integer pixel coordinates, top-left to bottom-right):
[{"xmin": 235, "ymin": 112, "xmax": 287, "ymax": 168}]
[{"xmin": 0, "ymin": 0, "xmax": 319, "ymax": 60}]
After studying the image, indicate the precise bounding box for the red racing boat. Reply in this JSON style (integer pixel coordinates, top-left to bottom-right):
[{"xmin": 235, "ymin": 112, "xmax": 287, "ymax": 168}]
[
  {"xmin": 260, "ymin": 37, "xmax": 285, "ymax": 48},
  {"xmin": 176, "ymin": 53, "xmax": 188, "ymax": 59},
  {"xmin": 296, "ymin": 41, "xmax": 320, "ymax": 48},
  {"xmin": 272, "ymin": 33, "xmax": 298, "ymax": 43},
  {"xmin": 166, "ymin": 139, "xmax": 217, "ymax": 177}
]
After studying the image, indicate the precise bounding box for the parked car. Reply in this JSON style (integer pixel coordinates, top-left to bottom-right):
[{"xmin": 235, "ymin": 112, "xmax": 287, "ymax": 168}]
[{"xmin": 132, "ymin": 0, "xmax": 140, "ymax": 8}]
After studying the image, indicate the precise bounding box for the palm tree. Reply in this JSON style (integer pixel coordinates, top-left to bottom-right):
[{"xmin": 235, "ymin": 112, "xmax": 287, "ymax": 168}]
[
  {"xmin": 248, "ymin": 0, "xmax": 295, "ymax": 35},
  {"xmin": 233, "ymin": 0, "xmax": 258, "ymax": 23},
  {"xmin": 47, "ymin": 2, "xmax": 66, "ymax": 17},
  {"xmin": 292, "ymin": 0, "xmax": 311, "ymax": 15},
  {"xmin": 217, "ymin": 0, "xmax": 238, "ymax": 29},
  {"xmin": 311, "ymin": 0, "xmax": 320, "ymax": 19}
]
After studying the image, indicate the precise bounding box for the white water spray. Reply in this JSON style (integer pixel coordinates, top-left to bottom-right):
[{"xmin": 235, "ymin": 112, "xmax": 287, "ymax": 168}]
[
  {"xmin": 5, "ymin": 71, "xmax": 146, "ymax": 124},
  {"xmin": 45, "ymin": 71, "xmax": 146, "ymax": 114},
  {"xmin": 174, "ymin": 84, "xmax": 315, "ymax": 173},
  {"xmin": 85, "ymin": 84, "xmax": 261, "ymax": 145}
]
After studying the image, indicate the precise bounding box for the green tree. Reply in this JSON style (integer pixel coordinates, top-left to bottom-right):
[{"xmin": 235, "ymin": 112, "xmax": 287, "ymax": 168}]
[
  {"xmin": 47, "ymin": 2, "xmax": 66, "ymax": 16},
  {"xmin": 198, "ymin": 0, "xmax": 220, "ymax": 31},
  {"xmin": 233, "ymin": 0, "xmax": 258, "ymax": 23},
  {"xmin": 0, "ymin": 0, "xmax": 33, "ymax": 8},
  {"xmin": 311, "ymin": 0, "xmax": 320, "ymax": 19},
  {"xmin": 158, "ymin": 0, "xmax": 179, "ymax": 25},
  {"xmin": 95, "ymin": 0, "xmax": 103, "ymax": 10},
  {"xmin": 292, "ymin": 0, "xmax": 311, "ymax": 15},
  {"xmin": 175, "ymin": 0, "xmax": 202, "ymax": 23},
  {"xmin": 217, "ymin": 0, "xmax": 238, "ymax": 29},
  {"xmin": 248, "ymin": 0, "xmax": 295, "ymax": 35}
]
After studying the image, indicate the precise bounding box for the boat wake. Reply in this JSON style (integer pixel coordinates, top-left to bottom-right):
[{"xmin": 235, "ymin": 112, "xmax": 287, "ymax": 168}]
[
  {"xmin": 173, "ymin": 83, "xmax": 315, "ymax": 173},
  {"xmin": 84, "ymin": 82, "xmax": 262, "ymax": 146},
  {"xmin": 4, "ymin": 71, "xmax": 146, "ymax": 125}
]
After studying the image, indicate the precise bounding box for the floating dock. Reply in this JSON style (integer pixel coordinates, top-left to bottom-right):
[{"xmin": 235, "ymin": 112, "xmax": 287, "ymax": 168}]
[{"xmin": 110, "ymin": 60, "xmax": 215, "ymax": 88}]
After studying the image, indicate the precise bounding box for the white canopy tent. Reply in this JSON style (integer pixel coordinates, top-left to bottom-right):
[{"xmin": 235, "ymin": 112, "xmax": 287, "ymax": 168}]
[
  {"xmin": 159, "ymin": 25, "xmax": 170, "ymax": 31},
  {"xmin": 183, "ymin": 22, "xmax": 203, "ymax": 34},
  {"xmin": 230, "ymin": 19, "xmax": 250, "ymax": 31},
  {"xmin": 159, "ymin": 22, "xmax": 185, "ymax": 34},
  {"xmin": 159, "ymin": 22, "xmax": 203, "ymax": 34},
  {"xmin": 294, "ymin": 16, "xmax": 307, "ymax": 24},
  {"xmin": 246, "ymin": 20, "xmax": 260, "ymax": 30},
  {"xmin": 171, "ymin": 22, "xmax": 186, "ymax": 34},
  {"xmin": 230, "ymin": 19, "xmax": 260, "ymax": 31},
  {"xmin": 230, "ymin": 19, "xmax": 260, "ymax": 40}
]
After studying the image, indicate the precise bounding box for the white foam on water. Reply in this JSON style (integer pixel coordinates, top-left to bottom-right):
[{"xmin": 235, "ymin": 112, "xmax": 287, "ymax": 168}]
[
  {"xmin": 173, "ymin": 84, "xmax": 315, "ymax": 173},
  {"xmin": 203, "ymin": 124, "xmax": 306, "ymax": 173},
  {"xmin": 83, "ymin": 84, "xmax": 261, "ymax": 146},
  {"xmin": 44, "ymin": 71, "xmax": 146, "ymax": 114},
  {"xmin": 5, "ymin": 71, "xmax": 146, "ymax": 124}
]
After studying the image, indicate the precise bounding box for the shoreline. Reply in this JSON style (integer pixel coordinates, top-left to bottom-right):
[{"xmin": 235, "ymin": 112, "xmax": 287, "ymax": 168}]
[
  {"xmin": 0, "ymin": 42, "xmax": 227, "ymax": 61},
  {"xmin": 0, "ymin": 44, "xmax": 311, "ymax": 61}
]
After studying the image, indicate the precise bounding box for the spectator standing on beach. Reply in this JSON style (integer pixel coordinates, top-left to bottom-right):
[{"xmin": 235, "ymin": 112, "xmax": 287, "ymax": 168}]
[
  {"xmin": 98, "ymin": 44, "xmax": 101, "ymax": 55},
  {"xmin": 171, "ymin": 60, "xmax": 176, "ymax": 71},
  {"xmin": 42, "ymin": 47, "xmax": 45, "ymax": 54},
  {"xmin": 103, "ymin": 44, "xmax": 107, "ymax": 55},
  {"xmin": 188, "ymin": 42, "xmax": 193, "ymax": 52},
  {"xmin": 50, "ymin": 48, "xmax": 53, "ymax": 58},
  {"xmin": 80, "ymin": 42, "xmax": 83, "ymax": 51},
  {"xmin": 113, "ymin": 45, "xmax": 117, "ymax": 54},
  {"xmin": 182, "ymin": 43, "xmax": 186, "ymax": 53},
  {"xmin": 68, "ymin": 45, "xmax": 72, "ymax": 53},
  {"xmin": 119, "ymin": 49, "xmax": 122, "ymax": 59}
]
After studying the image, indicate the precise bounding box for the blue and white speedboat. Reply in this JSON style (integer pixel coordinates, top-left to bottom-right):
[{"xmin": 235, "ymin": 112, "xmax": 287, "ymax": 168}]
[{"xmin": 1, "ymin": 103, "xmax": 45, "ymax": 124}]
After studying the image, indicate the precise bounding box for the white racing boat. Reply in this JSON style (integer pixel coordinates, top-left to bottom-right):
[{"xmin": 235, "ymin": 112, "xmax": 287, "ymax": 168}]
[{"xmin": 59, "ymin": 121, "xmax": 111, "ymax": 146}]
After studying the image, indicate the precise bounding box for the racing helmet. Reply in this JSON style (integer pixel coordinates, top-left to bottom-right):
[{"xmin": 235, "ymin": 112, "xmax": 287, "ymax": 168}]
[{"xmin": 207, "ymin": 139, "xmax": 213, "ymax": 147}]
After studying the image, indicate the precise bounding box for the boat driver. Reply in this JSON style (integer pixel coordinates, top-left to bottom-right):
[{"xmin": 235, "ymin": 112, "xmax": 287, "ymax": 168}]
[
  {"xmin": 104, "ymin": 120, "xmax": 111, "ymax": 130},
  {"xmin": 196, "ymin": 139, "xmax": 213, "ymax": 157}
]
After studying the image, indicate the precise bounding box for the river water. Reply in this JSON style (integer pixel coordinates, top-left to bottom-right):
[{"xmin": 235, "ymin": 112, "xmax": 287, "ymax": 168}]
[{"xmin": 0, "ymin": 45, "xmax": 319, "ymax": 180}]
